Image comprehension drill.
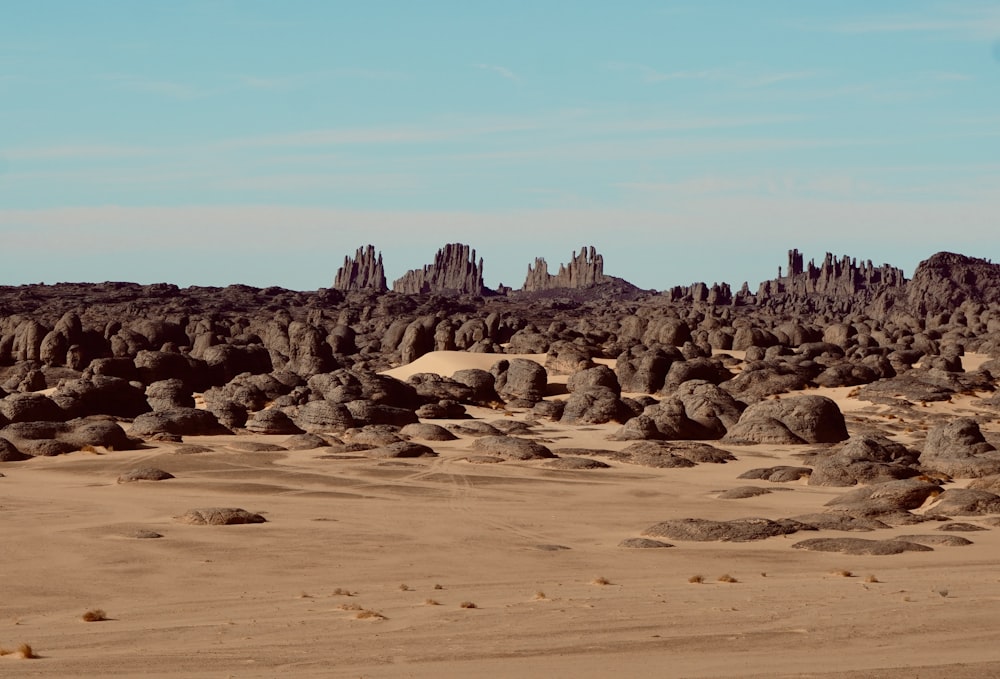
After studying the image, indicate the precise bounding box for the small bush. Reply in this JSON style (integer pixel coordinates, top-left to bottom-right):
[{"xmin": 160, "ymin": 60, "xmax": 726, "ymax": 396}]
[
  {"xmin": 331, "ymin": 588, "xmax": 355, "ymax": 596},
  {"xmin": 81, "ymin": 609, "xmax": 108, "ymax": 622},
  {"xmin": 591, "ymin": 576, "xmax": 611, "ymax": 586},
  {"xmin": 688, "ymin": 575, "xmax": 704, "ymax": 584},
  {"xmin": 424, "ymin": 598, "xmax": 441, "ymax": 606},
  {"xmin": 459, "ymin": 601, "xmax": 477, "ymax": 609},
  {"xmin": 398, "ymin": 584, "xmax": 411, "ymax": 591},
  {"xmin": 533, "ymin": 591, "xmax": 547, "ymax": 600},
  {"xmin": 433, "ymin": 584, "xmax": 444, "ymax": 590},
  {"xmin": 356, "ymin": 609, "xmax": 386, "ymax": 620},
  {"xmin": 717, "ymin": 574, "xmax": 738, "ymax": 583},
  {"xmin": 832, "ymin": 569, "xmax": 853, "ymax": 578},
  {"xmin": 337, "ymin": 603, "xmax": 363, "ymax": 611},
  {"xmin": 864, "ymin": 575, "xmax": 880, "ymax": 583}
]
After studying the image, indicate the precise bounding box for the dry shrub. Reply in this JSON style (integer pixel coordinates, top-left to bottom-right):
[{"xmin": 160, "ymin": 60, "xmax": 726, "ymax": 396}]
[
  {"xmin": 331, "ymin": 588, "xmax": 354, "ymax": 597},
  {"xmin": 1, "ymin": 644, "xmax": 37, "ymax": 659},
  {"xmin": 81, "ymin": 609, "xmax": 108, "ymax": 622},
  {"xmin": 433, "ymin": 584, "xmax": 444, "ymax": 590},
  {"xmin": 832, "ymin": 569, "xmax": 853, "ymax": 578},
  {"xmin": 355, "ymin": 609, "xmax": 386, "ymax": 620},
  {"xmin": 80, "ymin": 444, "xmax": 103, "ymax": 455},
  {"xmin": 717, "ymin": 574, "xmax": 738, "ymax": 583},
  {"xmin": 398, "ymin": 584, "xmax": 411, "ymax": 591},
  {"xmin": 337, "ymin": 603, "xmax": 363, "ymax": 611},
  {"xmin": 865, "ymin": 575, "xmax": 880, "ymax": 583},
  {"xmin": 591, "ymin": 576, "xmax": 611, "ymax": 586},
  {"xmin": 459, "ymin": 601, "xmax": 477, "ymax": 609},
  {"xmin": 423, "ymin": 598, "xmax": 441, "ymax": 606},
  {"xmin": 533, "ymin": 591, "xmax": 547, "ymax": 600},
  {"xmin": 688, "ymin": 575, "xmax": 704, "ymax": 584}
]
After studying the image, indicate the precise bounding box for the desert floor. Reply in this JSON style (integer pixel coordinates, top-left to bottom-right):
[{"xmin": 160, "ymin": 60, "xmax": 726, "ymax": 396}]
[{"xmin": 3, "ymin": 352, "xmax": 1000, "ymax": 678}]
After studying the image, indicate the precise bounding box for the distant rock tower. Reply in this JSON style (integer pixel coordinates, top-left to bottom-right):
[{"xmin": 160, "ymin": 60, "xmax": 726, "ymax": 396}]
[
  {"xmin": 521, "ymin": 246, "xmax": 608, "ymax": 291},
  {"xmin": 332, "ymin": 245, "xmax": 388, "ymax": 292},
  {"xmin": 392, "ymin": 243, "xmax": 486, "ymax": 295}
]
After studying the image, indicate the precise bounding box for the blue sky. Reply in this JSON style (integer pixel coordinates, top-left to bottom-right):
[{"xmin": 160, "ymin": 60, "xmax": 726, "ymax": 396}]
[{"xmin": 2, "ymin": 1, "xmax": 999, "ymax": 291}]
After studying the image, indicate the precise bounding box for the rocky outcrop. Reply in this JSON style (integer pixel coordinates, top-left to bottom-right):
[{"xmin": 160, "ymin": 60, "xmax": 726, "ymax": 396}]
[
  {"xmin": 392, "ymin": 243, "xmax": 486, "ymax": 295},
  {"xmin": 906, "ymin": 251, "xmax": 1000, "ymax": 316},
  {"xmin": 332, "ymin": 245, "xmax": 388, "ymax": 292},
  {"xmin": 765, "ymin": 249, "xmax": 907, "ymax": 298},
  {"xmin": 522, "ymin": 246, "xmax": 608, "ymax": 292}
]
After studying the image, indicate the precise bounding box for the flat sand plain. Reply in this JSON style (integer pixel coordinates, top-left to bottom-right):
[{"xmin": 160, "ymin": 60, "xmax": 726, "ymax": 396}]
[{"xmin": 3, "ymin": 352, "xmax": 1000, "ymax": 678}]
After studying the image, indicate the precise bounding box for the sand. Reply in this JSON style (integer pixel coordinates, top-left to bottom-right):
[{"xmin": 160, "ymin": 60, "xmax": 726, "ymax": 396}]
[{"xmin": 3, "ymin": 351, "xmax": 1000, "ymax": 677}]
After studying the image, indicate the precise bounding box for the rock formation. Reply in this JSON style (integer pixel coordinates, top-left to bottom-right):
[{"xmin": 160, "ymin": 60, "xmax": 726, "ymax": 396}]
[
  {"xmin": 522, "ymin": 246, "xmax": 608, "ymax": 291},
  {"xmin": 772, "ymin": 249, "xmax": 906, "ymax": 297},
  {"xmin": 906, "ymin": 251, "xmax": 1000, "ymax": 316},
  {"xmin": 332, "ymin": 245, "xmax": 387, "ymax": 292},
  {"xmin": 392, "ymin": 243, "xmax": 485, "ymax": 296}
]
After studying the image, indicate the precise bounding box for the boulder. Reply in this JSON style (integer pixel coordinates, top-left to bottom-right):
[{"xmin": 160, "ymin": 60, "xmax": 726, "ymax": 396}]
[
  {"xmin": 642, "ymin": 517, "xmax": 813, "ymax": 542},
  {"xmin": 130, "ymin": 409, "xmax": 231, "ymax": 437},
  {"xmin": 723, "ymin": 395, "xmax": 848, "ymax": 444}
]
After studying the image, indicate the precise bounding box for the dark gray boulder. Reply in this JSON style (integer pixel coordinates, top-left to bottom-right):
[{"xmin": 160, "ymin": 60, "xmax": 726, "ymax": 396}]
[
  {"xmin": 723, "ymin": 395, "xmax": 848, "ymax": 444},
  {"xmin": 791, "ymin": 537, "xmax": 932, "ymax": 555},
  {"xmin": 293, "ymin": 400, "xmax": 356, "ymax": 433},
  {"xmin": 145, "ymin": 379, "xmax": 195, "ymax": 411},
  {"xmin": 493, "ymin": 359, "xmax": 548, "ymax": 404},
  {"xmin": 131, "ymin": 409, "xmax": 231, "ymax": 437},
  {"xmin": 471, "ymin": 435, "xmax": 554, "ymax": 460},
  {"xmin": 245, "ymin": 409, "xmax": 304, "ymax": 435},
  {"xmin": 560, "ymin": 386, "xmax": 633, "ymax": 424},
  {"xmin": 919, "ymin": 418, "xmax": 1000, "ymax": 478},
  {"xmin": 643, "ymin": 517, "xmax": 813, "ymax": 542},
  {"xmin": 176, "ymin": 508, "xmax": 266, "ymax": 525},
  {"xmin": 0, "ymin": 392, "xmax": 68, "ymax": 423}
]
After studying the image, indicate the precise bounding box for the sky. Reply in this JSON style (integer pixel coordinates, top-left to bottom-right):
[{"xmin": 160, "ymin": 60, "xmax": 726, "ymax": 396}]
[{"xmin": 1, "ymin": 1, "xmax": 999, "ymax": 292}]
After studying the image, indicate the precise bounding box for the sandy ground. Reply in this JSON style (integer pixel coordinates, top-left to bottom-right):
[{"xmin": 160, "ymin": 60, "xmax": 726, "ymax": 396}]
[{"xmin": 3, "ymin": 352, "xmax": 1000, "ymax": 677}]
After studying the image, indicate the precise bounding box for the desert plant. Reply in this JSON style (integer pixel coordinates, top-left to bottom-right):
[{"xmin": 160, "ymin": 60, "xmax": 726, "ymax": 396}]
[
  {"xmin": 356, "ymin": 609, "xmax": 386, "ymax": 620},
  {"xmin": 688, "ymin": 575, "xmax": 704, "ymax": 584},
  {"xmin": 398, "ymin": 584, "xmax": 411, "ymax": 591},
  {"xmin": 459, "ymin": 601, "xmax": 477, "ymax": 609},
  {"xmin": 717, "ymin": 574, "xmax": 738, "ymax": 583},
  {"xmin": 533, "ymin": 591, "xmax": 547, "ymax": 600},
  {"xmin": 19, "ymin": 644, "xmax": 37, "ymax": 659},
  {"xmin": 337, "ymin": 603, "xmax": 363, "ymax": 611},
  {"xmin": 433, "ymin": 583, "xmax": 444, "ymax": 590},
  {"xmin": 424, "ymin": 598, "xmax": 441, "ymax": 606},
  {"xmin": 591, "ymin": 576, "xmax": 611, "ymax": 586},
  {"xmin": 331, "ymin": 588, "xmax": 354, "ymax": 596},
  {"xmin": 832, "ymin": 569, "xmax": 853, "ymax": 578},
  {"xmin": 864, "ymin": 575, "xmax": 880, "ymax": 583},
  {"xmin": 81, "ymin": 609, "xmax": 108, "ymax": 622}
]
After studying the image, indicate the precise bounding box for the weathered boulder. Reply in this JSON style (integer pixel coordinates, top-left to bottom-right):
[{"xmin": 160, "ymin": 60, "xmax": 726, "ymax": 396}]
[
  {"xmin": 809, "ymin": 434, "xmax": 919, "ymax": 487},
  {"xmin": 925, "ymin": 488, "xmax": 1000, "ymax": 516},
  {"xmin": 471, "ymin": 435, "xmax": 554, "ymax": 460},
  {"xmin": 560, "ymin": 386, "xmax": 633, "ymax": 424},
  {"xmin": 131, "ymin": 409, "xmax": 231, "ymax": 438},
  {"xmin": 145, "ymin": 379, "xmax": 195, "ymax": 411},
  {"xmin": 723, "ymin": 395, "xmax": 848, "ymax": 444},
  {"xmin": 176, "ymin": 508, "xmax": 266, "ymax": 525},
  {"xmin": 117, "ymin": 467, "xmax": 175, "ymax": 483},
  {"xmin": 643, "ymin": 517, "xmax": 813, "ymax": 542},
  {"xmin": 245, "ymin": 409, "xmax": 304, "ymax": 435},
  {"xmin": 791, "ymin": 537, "xmax": 932, "ymax": 555},
  {"xmin": 615, "ymin": 344, "xmax": 682, "ymax": 394},
  {"xmin": 919, "ymin": 418, "xmax": 1000, "ymax": 478},
  {"xmin": 825, "ymin": 478, "xmax": 942, "ymax": 514},
  {"xmin": 0, "ymin": 392, "xmax": 68, "ymax": 423},
  {"xmin": 292, "ymin": 400, "xmax": 356, "ymax": 433},
  {"xmin": 493, "ymin": 358, "xmax": 548, "ymax": 404}
]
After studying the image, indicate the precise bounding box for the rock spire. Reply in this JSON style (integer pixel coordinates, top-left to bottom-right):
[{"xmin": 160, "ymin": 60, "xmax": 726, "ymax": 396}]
[
  {"xmin": 332, "ymin": 245, "xmax": 387, "ymax": 292},
  {"xmin": 392, "ymin": 243, "xmax": 486, "ymax": 295}
]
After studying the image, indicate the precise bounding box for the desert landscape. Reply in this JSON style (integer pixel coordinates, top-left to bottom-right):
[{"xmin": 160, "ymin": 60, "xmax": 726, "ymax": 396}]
[{"xmin": 2, "ymin": 245, "xmax": 1000, "ymax": 677}]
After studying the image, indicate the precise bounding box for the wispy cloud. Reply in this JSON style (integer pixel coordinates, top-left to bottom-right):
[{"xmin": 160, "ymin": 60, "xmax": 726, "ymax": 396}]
[
  {"xmin": 606, "ymin": 62, "xmax": 816, "ymax": 88},
  {"xmin": 825, "ymin": 5, "xmax": 1000, "ymax": 40},
  {"xmin": 475, "ymin": 63, "xmax": 519, "ymax": 82},
  {"xmin": 5, "ymin": 144, "xmax": 154, "ymax": 161},
  {"xmin": 99, "ymin": 73, "xmax": 204, "ymax": 99}
]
